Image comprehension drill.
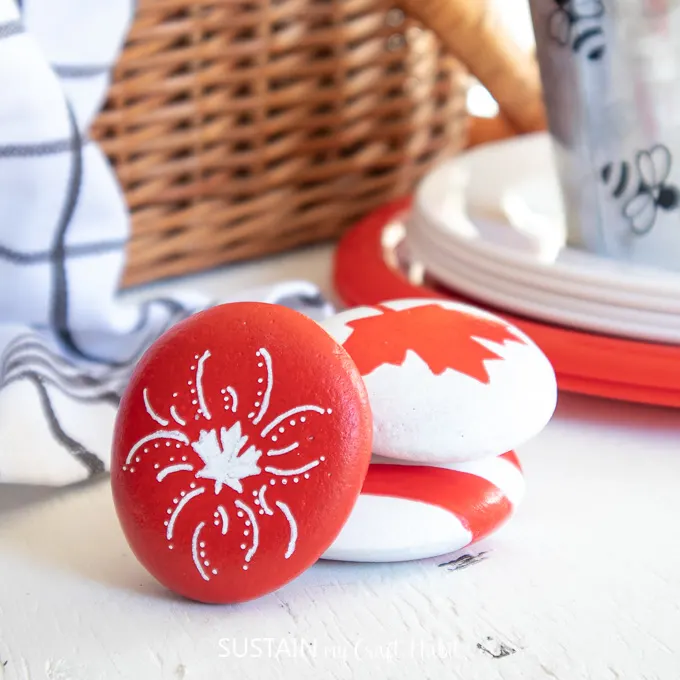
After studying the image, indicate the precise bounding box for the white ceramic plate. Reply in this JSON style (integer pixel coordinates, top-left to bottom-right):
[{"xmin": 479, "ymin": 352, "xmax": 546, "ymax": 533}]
[
  {"xmin": 409, "ymin": 231, "xmax": 680, "ymax": 343},
  {"xmin": 413, "ymin": 133, "xmax": 680, "ymax": 302},
  {"xmin": 408, "ymin": 210, "xmax": 680, "ymax": 316}
]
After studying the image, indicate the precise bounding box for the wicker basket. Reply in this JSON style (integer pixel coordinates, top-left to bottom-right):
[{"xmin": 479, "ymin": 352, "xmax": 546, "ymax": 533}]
[{"xmin": 91, "ymin": 0, "xmax": 469, "ymax": 287}]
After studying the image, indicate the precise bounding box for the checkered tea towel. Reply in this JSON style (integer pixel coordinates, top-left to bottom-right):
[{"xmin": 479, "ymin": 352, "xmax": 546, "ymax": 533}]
[{"xmin": 0, "ymin": 0, "xmax": 334, "ymax": 486}]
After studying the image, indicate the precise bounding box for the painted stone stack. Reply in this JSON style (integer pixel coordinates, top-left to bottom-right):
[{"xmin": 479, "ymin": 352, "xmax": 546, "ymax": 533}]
[
  {"xmin": 111, "ymin": 298, "xmax": 557, "ymax": 603},
  {"xmin": 320, "ymin": 299, "xmax": 557, "ymax": 562}
]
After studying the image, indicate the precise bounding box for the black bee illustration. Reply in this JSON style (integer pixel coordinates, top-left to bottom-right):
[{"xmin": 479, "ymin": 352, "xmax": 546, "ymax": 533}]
[
  {"xmin": 549, "ymin": 0, "xmax": 606, "ymax": 61},
  {"xmin": 601, "ymin": 145, "xmax": 680, "ymax": 236}
]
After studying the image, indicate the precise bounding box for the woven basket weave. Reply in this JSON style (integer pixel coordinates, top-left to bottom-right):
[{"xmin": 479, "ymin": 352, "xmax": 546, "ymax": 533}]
[{"xmin": 91, "ymin": 0, "xmax": 469, "ymax": 287}]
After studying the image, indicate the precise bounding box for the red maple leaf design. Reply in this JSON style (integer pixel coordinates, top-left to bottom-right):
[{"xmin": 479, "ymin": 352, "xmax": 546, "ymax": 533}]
[{"xmin": 343, "ymin": 304, "xmax": 526, "ymax": 384}]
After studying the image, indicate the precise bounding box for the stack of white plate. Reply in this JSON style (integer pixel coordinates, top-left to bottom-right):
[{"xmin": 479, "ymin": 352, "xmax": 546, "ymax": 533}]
[{"xmin": 406, "ymin": 133, "xmax": 680, "ymax": 344}]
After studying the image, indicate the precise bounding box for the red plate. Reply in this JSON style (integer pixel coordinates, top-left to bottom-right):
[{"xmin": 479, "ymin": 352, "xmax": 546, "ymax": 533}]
[
  {"xmin": 334, "ymin": 199, "xmax": 680, "ymax": 408},
  {"xmin": 112, "ymin": 302, "xmax": 372, "ymax": 603}
]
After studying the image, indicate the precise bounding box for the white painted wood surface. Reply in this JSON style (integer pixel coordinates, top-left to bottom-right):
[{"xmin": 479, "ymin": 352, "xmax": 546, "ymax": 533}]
[{"xmin": 1, "ymin": 244, "xmax": 680, "ymax": 680}]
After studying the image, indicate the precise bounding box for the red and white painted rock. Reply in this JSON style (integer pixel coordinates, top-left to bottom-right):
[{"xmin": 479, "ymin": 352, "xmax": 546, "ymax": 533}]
[
  {"xmin": 322, "ymin": 451, "xmax": 524, "ymax": 562},
  {"xmin": 321, "ymin": 298, "xmax": 557, "ymax": 463},
  {"xmin": 112, "ymin": 302, "xmax": 372, "ymax": 604}
]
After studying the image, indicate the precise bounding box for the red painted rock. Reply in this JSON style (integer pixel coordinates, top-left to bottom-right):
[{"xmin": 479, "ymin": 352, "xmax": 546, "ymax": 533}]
[
  {"xmin": 112, "ymin": 302, "xmax": 372, "ymax": 604},
  {"xmin": 321, "ymin": 298, "xmax": 557, "ymax": 463},
  {"xmin": 322, "ymin": 451, "xmax": 524, "ymax": 562}
]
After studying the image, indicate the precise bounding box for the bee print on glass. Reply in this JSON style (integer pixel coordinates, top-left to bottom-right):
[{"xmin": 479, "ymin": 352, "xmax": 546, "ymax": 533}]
[
  {"xmin": 600, "ymin": 145, "xmax": 680, "ymax": 236},
  {"xmin": 548, "ymin": 0, "xmax": 606, "ymax": 61}
]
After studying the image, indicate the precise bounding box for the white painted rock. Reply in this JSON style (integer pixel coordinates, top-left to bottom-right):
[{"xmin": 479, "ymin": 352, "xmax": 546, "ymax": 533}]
[
  {"xmin": 321, "ymin": 298, "xmax": 557, "ymax": 463},
  {"xmin": 322, "ymin": 451, "xmax": 525, "ymax": 562}
]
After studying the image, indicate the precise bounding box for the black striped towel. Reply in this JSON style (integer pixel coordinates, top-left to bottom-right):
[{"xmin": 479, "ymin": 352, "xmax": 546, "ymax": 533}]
[{"xmin": 0, "ymin": 1, "xmax": 334, "ymax": 485}]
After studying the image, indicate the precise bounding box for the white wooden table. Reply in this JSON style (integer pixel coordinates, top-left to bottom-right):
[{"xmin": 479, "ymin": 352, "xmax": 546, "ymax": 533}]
[{"xmin": 1, "ymin": 244, "xmax": 679, "ymax": 680}]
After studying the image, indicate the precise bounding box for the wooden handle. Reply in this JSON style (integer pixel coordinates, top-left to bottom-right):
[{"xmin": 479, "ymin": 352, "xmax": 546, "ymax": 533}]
[
  {"xmin": 397, "ymin": 0, "xmax": 546, "ymax": 134},
  {"xmin": 467, "ymin": 114, "xmax": 517, "ymax": 148}
]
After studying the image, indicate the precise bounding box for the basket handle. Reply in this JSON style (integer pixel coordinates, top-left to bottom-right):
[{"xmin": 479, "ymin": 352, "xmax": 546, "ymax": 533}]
[{"xmin": 396, "ymin": 0, "xmax": 546, "ymax": 135}]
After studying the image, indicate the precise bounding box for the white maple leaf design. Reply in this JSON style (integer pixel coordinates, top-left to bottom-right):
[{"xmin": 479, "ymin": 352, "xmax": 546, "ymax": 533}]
[{"xmin": 192, "ymin": 422, "xmax": 262, "ymax": 494}]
